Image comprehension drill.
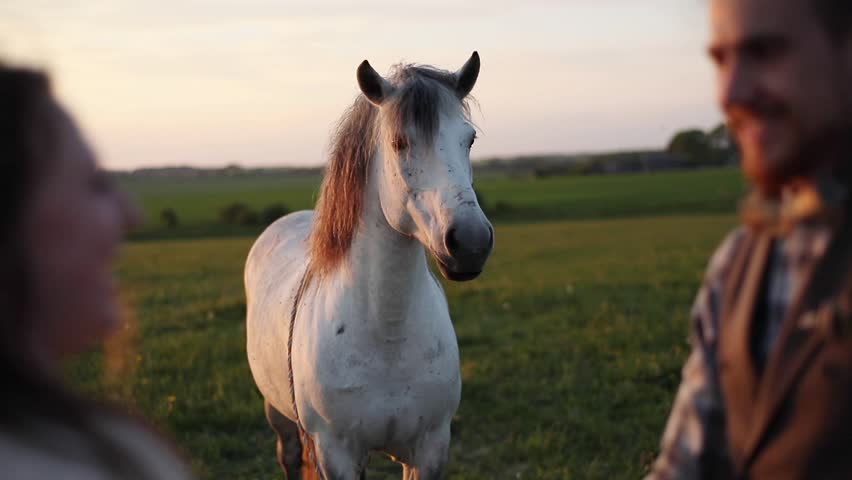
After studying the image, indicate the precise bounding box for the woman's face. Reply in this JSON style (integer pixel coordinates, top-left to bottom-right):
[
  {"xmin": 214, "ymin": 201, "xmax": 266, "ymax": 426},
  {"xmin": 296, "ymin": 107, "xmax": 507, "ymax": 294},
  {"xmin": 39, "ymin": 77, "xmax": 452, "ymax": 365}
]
[{"xmin": 21, "ymin": 100, "xmax": 140, "ymax": 362}]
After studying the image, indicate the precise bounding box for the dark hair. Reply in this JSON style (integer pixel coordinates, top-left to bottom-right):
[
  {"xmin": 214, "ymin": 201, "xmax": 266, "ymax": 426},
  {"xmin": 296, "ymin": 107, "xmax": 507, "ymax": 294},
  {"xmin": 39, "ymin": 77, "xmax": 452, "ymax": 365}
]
[
  {"xmin": 0, "ymin": 64, "xmax": 68, "ymax": 424},
  {"xmin": 813, "ymin": 0, "xmax": 852, "ymax": 39},
  {"xmin": 0, "ymin": 63, "xmax": 153, "ymax": 478}
]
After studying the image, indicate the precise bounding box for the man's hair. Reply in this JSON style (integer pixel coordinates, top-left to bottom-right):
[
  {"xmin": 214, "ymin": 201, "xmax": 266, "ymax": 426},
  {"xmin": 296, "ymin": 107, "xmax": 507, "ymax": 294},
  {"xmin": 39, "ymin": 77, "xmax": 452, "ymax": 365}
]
[{"xmin": 813, "ymin": 0, "xmax": 852, "ymax": 39}]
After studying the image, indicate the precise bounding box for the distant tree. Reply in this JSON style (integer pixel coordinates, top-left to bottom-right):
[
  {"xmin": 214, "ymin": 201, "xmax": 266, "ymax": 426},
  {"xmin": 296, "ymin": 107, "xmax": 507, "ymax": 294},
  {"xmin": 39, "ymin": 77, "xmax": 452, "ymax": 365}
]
[
  {"xmin": 494, "ymin": 201, "xmax": 513, "ymax": 215},
  {"xmin": 240, "ymin": 210, "xmax": 259, "ymax": 226},
  {"xmin": 219, "ymin": 202, "xmax": 259, "ymax": 226},
  {"xmin": 222, "ymin": 164, "xmax": 243, "ymax": 176},
  {"xmin": 707, "ymin": 123, "xmax": 739, "ymax": 164},
  {"xmin": 668, "ymin": 124, "xmax": 739, "ymax": 166},
  {"xmin": 261, "ymin": 203, "xmax": 290, "ymax": 226},
  {"xmin": 160, "ymin": 208, "xmax": 179, "ymax": 229},
  {"xmin": 667, "ymin": 129, "xmax": 712, "ymax": 164},
  {"xmin": 707, "ymin": 123, "xmax": 731, "ymax": 150}
]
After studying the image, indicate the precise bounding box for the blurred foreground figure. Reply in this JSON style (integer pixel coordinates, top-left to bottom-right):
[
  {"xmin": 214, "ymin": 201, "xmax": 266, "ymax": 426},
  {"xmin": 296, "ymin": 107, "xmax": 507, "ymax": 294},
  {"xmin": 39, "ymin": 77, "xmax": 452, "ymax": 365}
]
[
  {"xmin": 0, "ymin": 63, "xmax": 193, "ymax": 479},
  {"xmin": 647, "ymin": 0, "xmax": 852, "ymax": 478}
]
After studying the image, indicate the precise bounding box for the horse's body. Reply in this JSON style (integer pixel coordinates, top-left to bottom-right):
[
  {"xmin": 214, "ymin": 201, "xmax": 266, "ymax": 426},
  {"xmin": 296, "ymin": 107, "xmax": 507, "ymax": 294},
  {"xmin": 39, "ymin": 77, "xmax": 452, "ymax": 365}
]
[
  {"xmin": 246, "ymin": 209, "xmax": 460, "ymax": 478},
  {"xmin": 246, "ymin": 53, "xmax": 492, "ymax": 480}
]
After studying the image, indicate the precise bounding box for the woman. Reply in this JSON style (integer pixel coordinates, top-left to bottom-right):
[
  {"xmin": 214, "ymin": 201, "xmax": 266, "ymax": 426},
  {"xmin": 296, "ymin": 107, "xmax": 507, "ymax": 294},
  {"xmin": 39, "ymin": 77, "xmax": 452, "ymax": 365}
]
[{"xmin": 0, "ymin": 63, "xmax": 193, "ymax": 479}]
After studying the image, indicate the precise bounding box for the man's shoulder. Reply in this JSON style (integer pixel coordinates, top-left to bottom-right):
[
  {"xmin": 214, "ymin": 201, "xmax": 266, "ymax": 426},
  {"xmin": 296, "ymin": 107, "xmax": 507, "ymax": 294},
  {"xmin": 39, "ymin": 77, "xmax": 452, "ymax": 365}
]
[
  {"xmin": 705, "ymin": 226, "xmax": 750, "ymax": 285},
  {"xmin": 689, "ymin": 226, "xmax": 751, "ymax": 345}
]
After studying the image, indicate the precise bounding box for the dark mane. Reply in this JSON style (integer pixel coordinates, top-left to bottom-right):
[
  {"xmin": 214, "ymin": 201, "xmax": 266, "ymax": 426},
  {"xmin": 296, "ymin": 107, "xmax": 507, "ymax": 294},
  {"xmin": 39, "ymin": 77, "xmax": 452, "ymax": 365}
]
[{"xmin": 309, "ymin": 63, "xmax": 471, "ymax": 276}]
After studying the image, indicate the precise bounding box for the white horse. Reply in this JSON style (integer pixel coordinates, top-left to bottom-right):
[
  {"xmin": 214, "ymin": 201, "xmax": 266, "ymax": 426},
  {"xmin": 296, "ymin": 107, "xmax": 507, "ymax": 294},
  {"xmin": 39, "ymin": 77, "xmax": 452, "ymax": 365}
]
[{"xmin": 245, "ymin": 52, "xmax": 493, "ymax": 480}]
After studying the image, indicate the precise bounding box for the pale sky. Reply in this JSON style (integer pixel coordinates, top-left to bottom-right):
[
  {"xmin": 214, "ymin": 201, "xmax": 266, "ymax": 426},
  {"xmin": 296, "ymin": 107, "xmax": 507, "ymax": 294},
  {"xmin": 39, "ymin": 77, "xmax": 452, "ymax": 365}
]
[{"xmin": 0, "ymin": 0, "xmax": 720, "ymax": 170}]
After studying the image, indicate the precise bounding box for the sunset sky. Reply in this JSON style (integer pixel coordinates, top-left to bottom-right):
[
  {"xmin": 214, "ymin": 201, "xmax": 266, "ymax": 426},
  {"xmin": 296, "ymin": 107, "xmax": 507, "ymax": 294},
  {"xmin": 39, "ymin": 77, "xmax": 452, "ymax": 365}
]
[{"xmin": 1, "ymin": 0, "xmax": 720, "ymax": 170}]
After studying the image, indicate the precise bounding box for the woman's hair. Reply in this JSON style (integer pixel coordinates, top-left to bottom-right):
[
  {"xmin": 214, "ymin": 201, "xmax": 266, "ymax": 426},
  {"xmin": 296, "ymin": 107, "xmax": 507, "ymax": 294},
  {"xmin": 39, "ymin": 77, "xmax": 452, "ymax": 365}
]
[
  {"xmin": 0, "ymin": 63, "xmax": 151, "ymax": 478},
  {"xmin": 0, "ymin": 64, "xmax": 76, "ymax": 427}
]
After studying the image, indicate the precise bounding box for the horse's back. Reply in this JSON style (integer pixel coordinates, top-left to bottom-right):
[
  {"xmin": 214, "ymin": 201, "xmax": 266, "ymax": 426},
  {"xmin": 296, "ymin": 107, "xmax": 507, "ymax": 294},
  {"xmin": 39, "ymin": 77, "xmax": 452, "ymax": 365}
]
[
  {"xmin": 245, "ymin": 210, "xmax": 314, "ymax": 418},
  {"xmin": 245, "ymin": 210, "xmax": 313, "ymax": 291}
]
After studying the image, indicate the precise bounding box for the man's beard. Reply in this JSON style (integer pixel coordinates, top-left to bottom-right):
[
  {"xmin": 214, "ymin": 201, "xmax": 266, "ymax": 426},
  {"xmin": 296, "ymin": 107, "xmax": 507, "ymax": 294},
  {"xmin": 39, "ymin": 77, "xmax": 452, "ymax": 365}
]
[{"xmin": 733, "ymin": 111, "xmax": 849, "ymax": 194}]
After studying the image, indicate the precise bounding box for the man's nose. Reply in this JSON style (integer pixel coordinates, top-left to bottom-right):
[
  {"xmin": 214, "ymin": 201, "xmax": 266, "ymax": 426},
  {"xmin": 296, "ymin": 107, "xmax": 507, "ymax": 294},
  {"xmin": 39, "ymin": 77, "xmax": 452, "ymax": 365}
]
[{"xmin": 719, "ymin": 60, "xmax": 756, "ymax": 111}]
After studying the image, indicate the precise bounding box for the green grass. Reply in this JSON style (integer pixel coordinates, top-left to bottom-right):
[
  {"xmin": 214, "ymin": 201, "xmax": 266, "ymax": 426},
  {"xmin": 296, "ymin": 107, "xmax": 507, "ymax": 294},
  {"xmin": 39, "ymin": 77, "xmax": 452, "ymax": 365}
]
[
  {"xmin": 120, "ymin": 173, "xmax": 320, "ymax": 239},
  {"xmin": 69, "ymin": 213, "xmax": 739, "ymax": 479},
  {"xmin": 121, "ymin": 167, "xmax": 746, "ymax": 239},
  {"xmin": 474, "ymin": 167, "xmax": 745, "ymax": 221}
]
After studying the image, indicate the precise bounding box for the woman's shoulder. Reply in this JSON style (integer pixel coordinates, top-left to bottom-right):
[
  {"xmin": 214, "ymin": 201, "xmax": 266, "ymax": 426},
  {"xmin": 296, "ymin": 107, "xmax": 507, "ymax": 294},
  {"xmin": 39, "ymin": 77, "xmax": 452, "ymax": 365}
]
[
  {"xmin": 0, "ymin": 412, "xmax": 194, "ymax": 480},
  {"xmin": 96, "ymin": 411, "xmax": 195, "ymax": 480},
  {"xmin": 0, "ymin": 419, "xmax": 111, "ymax": 480}
]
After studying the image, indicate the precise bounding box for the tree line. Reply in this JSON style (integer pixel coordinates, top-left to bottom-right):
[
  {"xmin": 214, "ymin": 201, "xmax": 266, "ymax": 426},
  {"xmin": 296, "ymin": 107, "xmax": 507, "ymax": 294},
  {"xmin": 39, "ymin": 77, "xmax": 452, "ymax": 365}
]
[{"xmin": 666, "ymin": 123, "xmax": 738, "ymax": 166}]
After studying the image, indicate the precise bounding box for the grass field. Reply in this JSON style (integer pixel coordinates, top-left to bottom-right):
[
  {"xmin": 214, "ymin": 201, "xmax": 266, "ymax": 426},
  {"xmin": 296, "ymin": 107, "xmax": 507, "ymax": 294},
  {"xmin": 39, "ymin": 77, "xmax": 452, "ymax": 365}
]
[
  {"xmin": 121, "ymin": 167, "xmax": 745, "ymax": 238},
  {"xmin": 70, "ymin": 167, "xmax": 745, "ymax": 479}
]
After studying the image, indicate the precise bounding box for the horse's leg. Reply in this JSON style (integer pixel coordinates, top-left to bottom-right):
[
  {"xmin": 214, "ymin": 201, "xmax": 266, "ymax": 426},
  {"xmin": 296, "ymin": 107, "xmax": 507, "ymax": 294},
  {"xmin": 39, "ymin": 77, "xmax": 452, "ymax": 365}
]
[
  {"xmin": 265, "ymin": 400, "xmax": 318, "ymax": 479},
  {"xmin": 309, "ymin": 432, "xmax": 367, "ymax": 480},
  {"xmin": 297, "ymin": 429, "xmax": 323, "ymax": 480},
  {"xmin": 399, "ymin": 426, "xmax": 451, "ymax": 480},
  {"xmin": 402, "ymin": 465, "xmax": 417, "ymax": 480}
]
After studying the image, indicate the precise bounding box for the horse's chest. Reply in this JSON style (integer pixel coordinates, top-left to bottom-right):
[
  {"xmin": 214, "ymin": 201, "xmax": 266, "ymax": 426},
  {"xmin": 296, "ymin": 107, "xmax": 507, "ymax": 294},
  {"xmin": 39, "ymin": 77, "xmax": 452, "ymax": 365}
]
[
  {"xmin": 315, "ymin": 334, "xmax": 460, "ymax": 401},
  {"xmin": 301, "ymin": 328, "xmax": 461, "ymax": 446}
]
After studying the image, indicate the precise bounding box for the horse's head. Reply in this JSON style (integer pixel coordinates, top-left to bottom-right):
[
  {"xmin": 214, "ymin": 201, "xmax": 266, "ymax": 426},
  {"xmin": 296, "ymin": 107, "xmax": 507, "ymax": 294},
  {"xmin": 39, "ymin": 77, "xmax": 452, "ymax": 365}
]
[{"xmin": 357, "ymin": 52, "xmax": 493, "ymax": 282}]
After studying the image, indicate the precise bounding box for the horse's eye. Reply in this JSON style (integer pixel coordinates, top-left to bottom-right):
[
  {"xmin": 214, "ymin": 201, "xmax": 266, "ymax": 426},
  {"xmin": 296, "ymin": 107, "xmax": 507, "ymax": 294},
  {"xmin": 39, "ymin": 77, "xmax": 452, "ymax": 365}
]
[
  {"xmin": 468, "ymin": 135, "xmax": 476, "ymax": 149},
  {"xmin": 392, "ymin": 135, "xmax": 409, "ymax": 152}
]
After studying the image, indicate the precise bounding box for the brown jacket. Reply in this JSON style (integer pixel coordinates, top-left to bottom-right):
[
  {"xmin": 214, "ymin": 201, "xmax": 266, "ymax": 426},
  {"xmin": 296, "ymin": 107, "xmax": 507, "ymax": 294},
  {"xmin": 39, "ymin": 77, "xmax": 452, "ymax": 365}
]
[{"xmin": 719, "ymin": 209, "xmax": 852, "ymax": 479}]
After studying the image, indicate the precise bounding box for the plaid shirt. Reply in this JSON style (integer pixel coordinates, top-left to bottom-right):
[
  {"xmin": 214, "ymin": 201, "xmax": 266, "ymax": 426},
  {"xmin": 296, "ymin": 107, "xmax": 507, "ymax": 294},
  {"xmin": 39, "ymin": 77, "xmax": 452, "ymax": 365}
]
[{"xmin": 645, "ymin": 181, "xmax": 843, "ymax": 479}]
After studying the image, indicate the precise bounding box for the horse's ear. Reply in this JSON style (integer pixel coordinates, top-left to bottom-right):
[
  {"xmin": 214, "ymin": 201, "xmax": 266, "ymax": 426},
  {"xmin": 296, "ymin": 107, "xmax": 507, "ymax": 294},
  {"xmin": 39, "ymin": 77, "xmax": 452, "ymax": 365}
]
[
  {"xmin": 357, "ymin": 60, "xmax": 393, "ymax": 106},
  {"xmin": 455, "ymin": 51, "xmax": 480, "ymax": 98}
]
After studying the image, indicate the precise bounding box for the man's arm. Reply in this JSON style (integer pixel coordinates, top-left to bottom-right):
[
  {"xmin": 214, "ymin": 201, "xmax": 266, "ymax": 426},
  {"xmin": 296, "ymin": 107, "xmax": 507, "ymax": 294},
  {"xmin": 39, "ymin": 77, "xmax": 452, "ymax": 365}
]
[
  {"xmin": 645, "ymin": 229, "xmax": 745, "ymax": 479},
  {"xmin": 645, "ymin": 324, "xmax": 727, "ymax": 478}
]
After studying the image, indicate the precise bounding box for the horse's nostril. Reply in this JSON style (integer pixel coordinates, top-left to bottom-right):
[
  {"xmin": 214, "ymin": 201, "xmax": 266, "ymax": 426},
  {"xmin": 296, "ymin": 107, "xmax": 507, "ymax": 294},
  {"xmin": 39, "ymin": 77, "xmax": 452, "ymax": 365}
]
[
  {"xmin": 445, "ymin": 228, "xmax": 460, "ymax": 255},
  {"xmin": 487, "ymin": 226, "xmax": 494, "ymax": 250}
]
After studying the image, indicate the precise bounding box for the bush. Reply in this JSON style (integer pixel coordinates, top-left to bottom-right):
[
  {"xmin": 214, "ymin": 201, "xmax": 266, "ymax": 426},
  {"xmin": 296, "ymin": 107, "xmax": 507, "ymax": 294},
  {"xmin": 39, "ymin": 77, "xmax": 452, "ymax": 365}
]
[
  {"xmin": 261, "ymin": 203, "xmax": 290, "ymax": 226},
  {"xmin": 494, "ymin": 201, "xmax": 513, "ymax": 215},
  {"xmin": 160, "ymin": 208, "xmax": 179, "ymax": 229},
  {"xmin": 239, "ymin": 210, "xmax": 259, "ymax": 226},
  {"xmin": 219, "ymin": 202, "xmax": 259, "ymax": 226}
]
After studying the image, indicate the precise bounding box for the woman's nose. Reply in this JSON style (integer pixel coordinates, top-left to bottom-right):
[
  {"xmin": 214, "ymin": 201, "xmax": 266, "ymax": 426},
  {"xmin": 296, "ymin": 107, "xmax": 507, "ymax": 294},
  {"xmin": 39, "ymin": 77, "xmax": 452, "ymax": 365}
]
[{"xmin": 119, "ymin": 190, "xmax": 144, "ymax": 232}]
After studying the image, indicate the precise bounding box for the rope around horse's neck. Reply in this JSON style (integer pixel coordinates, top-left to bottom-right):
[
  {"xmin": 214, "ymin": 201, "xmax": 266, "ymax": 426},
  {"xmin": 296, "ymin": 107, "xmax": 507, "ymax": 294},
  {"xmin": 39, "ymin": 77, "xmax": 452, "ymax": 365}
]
[{"xmin": 287, "ymin": 263, "xmax": 325, "ymax": 480}]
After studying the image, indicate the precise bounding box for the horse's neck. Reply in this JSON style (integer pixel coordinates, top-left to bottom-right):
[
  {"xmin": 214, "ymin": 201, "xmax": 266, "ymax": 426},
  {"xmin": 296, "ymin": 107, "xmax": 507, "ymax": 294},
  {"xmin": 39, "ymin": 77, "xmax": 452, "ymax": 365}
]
[{"xmin": 344, "ymin": 169, "xmax": 431, "ymax": 331}]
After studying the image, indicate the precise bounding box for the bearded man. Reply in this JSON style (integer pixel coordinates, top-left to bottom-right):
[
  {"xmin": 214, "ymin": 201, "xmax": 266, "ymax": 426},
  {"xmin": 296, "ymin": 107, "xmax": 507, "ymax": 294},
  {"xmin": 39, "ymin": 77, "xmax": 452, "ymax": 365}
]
[{"xmin": 647, "ymin": 0, "xmax": 852, "ymax": 478}]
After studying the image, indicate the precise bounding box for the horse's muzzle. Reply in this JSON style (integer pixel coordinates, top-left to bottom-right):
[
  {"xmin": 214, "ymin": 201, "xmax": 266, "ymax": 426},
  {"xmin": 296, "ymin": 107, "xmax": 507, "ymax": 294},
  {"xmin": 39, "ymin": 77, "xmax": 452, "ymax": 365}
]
[{"xmin": 434, "ymin": 222, "xmax": 493, "ymax": 282}]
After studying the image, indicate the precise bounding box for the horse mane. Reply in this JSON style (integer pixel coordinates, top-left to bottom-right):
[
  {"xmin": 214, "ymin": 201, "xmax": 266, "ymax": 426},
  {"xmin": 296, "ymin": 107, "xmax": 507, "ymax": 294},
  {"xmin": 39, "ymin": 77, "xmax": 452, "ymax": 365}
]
[{"xmin": 309, "ymin": 63, "xmax": 472, "ymax": 276}]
